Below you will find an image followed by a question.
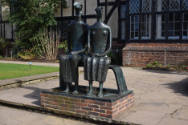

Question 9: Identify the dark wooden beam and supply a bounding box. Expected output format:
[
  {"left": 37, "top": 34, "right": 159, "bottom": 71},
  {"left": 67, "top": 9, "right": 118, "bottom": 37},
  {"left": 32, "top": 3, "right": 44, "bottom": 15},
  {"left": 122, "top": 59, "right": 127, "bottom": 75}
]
[{"left": 104, "top": 0, "right": 120, "bottom": 24}]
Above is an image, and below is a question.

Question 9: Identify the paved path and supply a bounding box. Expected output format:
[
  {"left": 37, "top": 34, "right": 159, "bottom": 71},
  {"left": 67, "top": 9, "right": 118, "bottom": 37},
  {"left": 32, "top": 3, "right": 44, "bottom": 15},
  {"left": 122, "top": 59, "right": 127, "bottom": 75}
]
[
  {"left": 0, "top": 60, "right": 188, "bottom": 125},
  {"left": 0, "top": 105, "right": 95, "bottom": 125}
]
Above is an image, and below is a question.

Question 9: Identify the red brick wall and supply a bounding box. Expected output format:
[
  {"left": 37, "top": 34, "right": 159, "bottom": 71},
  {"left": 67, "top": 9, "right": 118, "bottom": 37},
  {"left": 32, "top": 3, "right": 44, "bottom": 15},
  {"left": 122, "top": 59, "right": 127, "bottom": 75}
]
[
  {"left": 122, "top": 43, "right": 188, "bottom": 67},
  {"left": 40, "top": 92, "right": 134, "bottom": 122}
]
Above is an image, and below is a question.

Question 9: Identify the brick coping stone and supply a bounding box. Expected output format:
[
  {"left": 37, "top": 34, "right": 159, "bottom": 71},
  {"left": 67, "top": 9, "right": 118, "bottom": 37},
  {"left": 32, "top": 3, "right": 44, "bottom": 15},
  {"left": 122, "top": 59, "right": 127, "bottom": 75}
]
[{"left": 40, "top": 87, "right": 134, "bottom": 123}]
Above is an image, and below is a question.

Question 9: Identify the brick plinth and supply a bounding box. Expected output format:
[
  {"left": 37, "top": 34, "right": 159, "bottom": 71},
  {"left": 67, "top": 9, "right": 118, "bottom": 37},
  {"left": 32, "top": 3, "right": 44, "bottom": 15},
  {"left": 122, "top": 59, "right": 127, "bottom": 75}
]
[
  {"left": 40, "top": 88, "right": 134, "bottom": 122},
  {"left": 122, "top": 43, "right": 188, "bottom": 66}
]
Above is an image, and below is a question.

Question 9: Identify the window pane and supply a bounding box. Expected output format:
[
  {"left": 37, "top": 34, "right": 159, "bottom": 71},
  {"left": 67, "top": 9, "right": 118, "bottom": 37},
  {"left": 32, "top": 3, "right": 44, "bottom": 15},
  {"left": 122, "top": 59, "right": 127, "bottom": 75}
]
[
  {"left": 140, "top": 15, "right": 151, "bottom": 39},
  {"left": 169, "top": 0, "right": 180, "bottom": 11},
  {"left": 168, "top": 13, "right": 180, "bottom": 39},
  {"left": 142, "top": 0, "right": 152, "bottom": 13},
  {"left": 129, "top": 0, "right": 140, "bottom": 14},
  {"left": 182, "top": 0, "right": 188, "bottom": 10},
  {"left": 162, "top": 0, "right": 168, "bottom": 11},
  {"left": 183, "top": 13, "right": 188, "bottom": 39},
  {"left": 130, "top": 15, "right": 139, "bottom": 40}
]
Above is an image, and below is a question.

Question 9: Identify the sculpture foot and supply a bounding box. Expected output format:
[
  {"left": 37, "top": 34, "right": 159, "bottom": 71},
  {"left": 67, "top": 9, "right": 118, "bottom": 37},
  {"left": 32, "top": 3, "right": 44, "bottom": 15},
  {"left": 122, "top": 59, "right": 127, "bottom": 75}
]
[
  {"left": 63, "top": 88, "right": 69, "bottom": 93},
  {"left": 98, "top": 92, "right": 103, "bottom": 98},
  {"left": 72, "top": 90, "right": 79, "bottom": 95},
  {"left": 87, "top": 92, "right": 94, "bottom": 97},
  {"left": 98, "top": 82, "right": 104, "bottom": 97}
]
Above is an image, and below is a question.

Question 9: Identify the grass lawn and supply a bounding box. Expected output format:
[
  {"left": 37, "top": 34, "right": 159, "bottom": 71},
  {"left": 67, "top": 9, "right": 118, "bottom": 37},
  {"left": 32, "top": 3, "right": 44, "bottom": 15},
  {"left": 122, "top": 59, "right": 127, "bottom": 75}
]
[{"left": 0, "top": 63, "right": 59, "bottom": 80}]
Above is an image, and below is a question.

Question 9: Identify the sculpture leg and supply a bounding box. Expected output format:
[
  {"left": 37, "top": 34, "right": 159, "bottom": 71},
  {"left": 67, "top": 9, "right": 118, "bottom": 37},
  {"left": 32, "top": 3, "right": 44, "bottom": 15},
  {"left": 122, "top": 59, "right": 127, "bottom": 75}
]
[
  {"left": 71, "top": 55, "right": 81, "bottom": 94},
  {"left": 98, "top": 82, "right": 104, "bottom": 97},
  {"left": 64, "top": 82, "right": 70, "bottom": 93},
  {"left": 73, "top": 68, "right": 79, "bottom": 94},
  {"left": 87, "top": 80, "right": 94, "bottom": 96},
  {"left": 60, "top": 55, "right": 73, "bottom": 93}
]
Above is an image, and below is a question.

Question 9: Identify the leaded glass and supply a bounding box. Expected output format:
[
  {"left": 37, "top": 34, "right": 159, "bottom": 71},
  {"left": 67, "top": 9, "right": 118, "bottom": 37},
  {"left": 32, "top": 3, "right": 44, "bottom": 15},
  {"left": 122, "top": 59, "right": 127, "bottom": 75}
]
[
  {"left": 162, "top": 0, "right": 168, "bottom": 11},
  {"left": 129, "top": 0, "right": 140, "bottom": 14},
  {"left": 130, "top": 15, "right": 139, "bottom": 39},
  {"left": 182, "top": 13, "right": 188, "bottom": 39},
  {"left": 140, "top": 15, "right": 151, "bottom": 39},
  {"left": 169, "top": 0, "right": 180, "bottom": 11},
  {"left": 182, "top": 0, "right": 188, "bottom": 10},
  {"left": 168, "top": 13, "right": 181, "bottom": 39},
  {"left": 142, "top": 0, "right": 152, "bottom": 13}
]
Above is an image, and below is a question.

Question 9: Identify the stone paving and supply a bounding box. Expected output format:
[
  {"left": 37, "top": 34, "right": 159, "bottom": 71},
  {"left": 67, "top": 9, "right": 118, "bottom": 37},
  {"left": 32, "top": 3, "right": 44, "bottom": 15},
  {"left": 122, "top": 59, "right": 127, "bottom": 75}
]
[
  {"left": 0, "top": 105, "right": 95, "bottom": 125},
  {"left": 0, "top": 60, "right": 188, "bottom": 125}
]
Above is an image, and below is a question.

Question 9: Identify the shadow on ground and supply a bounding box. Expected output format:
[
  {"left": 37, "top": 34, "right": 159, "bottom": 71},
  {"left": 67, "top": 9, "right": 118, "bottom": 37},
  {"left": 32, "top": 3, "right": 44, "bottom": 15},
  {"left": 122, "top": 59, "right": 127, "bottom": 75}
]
[
  {"left": 163, "top": 78, "right": 188, "bottom": 96},
  {"left": 21, "top": 86, "right": 47, "bottom": 106}
]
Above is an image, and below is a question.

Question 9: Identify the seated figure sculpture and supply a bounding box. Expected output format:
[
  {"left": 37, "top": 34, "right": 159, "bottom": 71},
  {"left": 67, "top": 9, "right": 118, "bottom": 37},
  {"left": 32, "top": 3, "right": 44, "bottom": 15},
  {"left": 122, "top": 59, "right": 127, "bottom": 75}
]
[
  {"left": 59, "top": 2, "right": 87, "bottom": 94},
  {"left": 84, "top": 7, "right": 112, "bottom": 97}
]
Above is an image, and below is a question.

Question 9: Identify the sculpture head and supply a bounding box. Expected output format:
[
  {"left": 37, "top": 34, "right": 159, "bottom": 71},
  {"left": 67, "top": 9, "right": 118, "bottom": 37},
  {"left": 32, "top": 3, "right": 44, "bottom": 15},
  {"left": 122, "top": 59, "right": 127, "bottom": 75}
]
[
  {"left": 74, "top": 2, "right": 83, "bottom": 17},
  {"left": 95, "top": 7, "right": 103, "bottom": 22}
]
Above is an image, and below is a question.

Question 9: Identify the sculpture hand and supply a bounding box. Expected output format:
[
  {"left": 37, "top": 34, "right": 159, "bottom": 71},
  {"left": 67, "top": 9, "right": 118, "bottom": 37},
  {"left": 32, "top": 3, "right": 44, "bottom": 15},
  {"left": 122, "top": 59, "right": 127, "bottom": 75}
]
[{"left": 71, "top": 48, "right": 86, "bottom": 55}]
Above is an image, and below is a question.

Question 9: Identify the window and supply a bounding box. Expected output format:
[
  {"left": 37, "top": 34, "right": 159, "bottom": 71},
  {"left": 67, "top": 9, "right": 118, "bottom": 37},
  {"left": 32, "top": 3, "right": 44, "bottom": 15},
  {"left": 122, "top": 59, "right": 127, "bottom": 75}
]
[
  {"left": 169, "top": 0, "right": 180, "bottom": 11},
  {"left": 130, "top": 15, "right": 139, "bottom": 40},
  {"left": 129, "top": 0, "right": 140, "bottom": 14},
  {"left": 182, "top": 0, "right": 188, "bottom": 10},
  {"left": 129, "top": 0, "right": 152, "bottom": 40},
  {"left": 182, "top": 13, "right": 188, "bottom": 39},
  {"left": 128, "top": 0, "right": 188, "bottom": 41},
  {"left": 168, "top": 13, "right": 181, "bottom": 39},
  {"left": 142, "top": 0, "right": 152, "bottom": 13},
  {"left": 156, "top": 0, "right": 188, "bottom": 40},
  {"left": 140, "top": 15, "right": 151, "bottom": 39}
]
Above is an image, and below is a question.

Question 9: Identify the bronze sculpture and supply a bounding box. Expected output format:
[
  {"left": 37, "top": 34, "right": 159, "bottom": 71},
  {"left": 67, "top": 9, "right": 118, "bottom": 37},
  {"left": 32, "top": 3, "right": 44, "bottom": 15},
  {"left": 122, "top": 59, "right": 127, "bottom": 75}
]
[
  {"left": 59, "top": 2, "right": 129, "bottom": 98},
  {"left": 59, "top": 2, "right": 87, "bottom": 94},
  {"left": 84, "top": 7, "right": 112, "bottom": 97}
]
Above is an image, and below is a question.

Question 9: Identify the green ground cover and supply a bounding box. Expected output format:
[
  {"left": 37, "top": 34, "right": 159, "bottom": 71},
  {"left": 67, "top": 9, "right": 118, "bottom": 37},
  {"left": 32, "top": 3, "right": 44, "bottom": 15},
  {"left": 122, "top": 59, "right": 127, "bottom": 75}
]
[{"left": 0, "top": 63, "right": 58, "bottom": 80}]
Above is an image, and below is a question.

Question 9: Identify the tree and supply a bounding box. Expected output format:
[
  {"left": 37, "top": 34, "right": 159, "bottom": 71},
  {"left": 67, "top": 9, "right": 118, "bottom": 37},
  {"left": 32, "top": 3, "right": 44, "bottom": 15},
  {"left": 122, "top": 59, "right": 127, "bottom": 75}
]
[{"left": 3, "top": 0, "right": 61, "bottom": 49}]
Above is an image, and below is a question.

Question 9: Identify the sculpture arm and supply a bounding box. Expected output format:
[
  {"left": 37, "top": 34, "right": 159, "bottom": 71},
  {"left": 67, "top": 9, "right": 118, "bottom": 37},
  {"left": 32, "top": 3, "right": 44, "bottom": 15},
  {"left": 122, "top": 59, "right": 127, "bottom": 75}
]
[
  {"left": 67, "top": 32, "right": 72, "bottom": 53},
  {"left": 71, "top": 27, "right": 88, "bottom": 55},
  {"left": 71, "top": 48, "right": 86, "bottom": 55},
  {"left": 87, "top": 29, "right": 91, "bottom": 54},
  {"left": 94, "top": 27, "right": 112, "bottom": 57}
]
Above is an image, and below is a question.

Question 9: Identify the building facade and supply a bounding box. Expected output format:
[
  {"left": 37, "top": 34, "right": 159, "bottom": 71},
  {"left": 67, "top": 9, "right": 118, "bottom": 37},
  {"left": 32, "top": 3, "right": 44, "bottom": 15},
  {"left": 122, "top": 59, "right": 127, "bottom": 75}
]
[{"left": 0, "top": 0, "right": 188, "bottom": 66}]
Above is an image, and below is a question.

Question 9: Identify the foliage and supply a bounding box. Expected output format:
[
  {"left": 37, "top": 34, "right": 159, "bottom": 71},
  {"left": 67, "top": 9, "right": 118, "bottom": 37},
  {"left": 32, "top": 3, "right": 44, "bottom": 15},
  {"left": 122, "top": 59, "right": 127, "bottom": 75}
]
[
  {"left": 144, "top": 61, "right": 171, "bottom": 71},
  {"left": 3, "top": 0, "right": 61, "bottom": 50},
  {"left": 0, "top": 63, "right": 58, "bottom": 80},
  {"left": 58, "top": 40, "right": 68, "bottom": 52},
  {"left": 17, "top": 50, "right": 35, "bottom": 60},
  {"left": 144, "top": 61, "right": 188, "bottom": 71},
  {"left": 172, "top": 64, "right": 188, "bottom": 71},
  {"left": 32, "top": 30, "right": 60, "bottom": 61}
]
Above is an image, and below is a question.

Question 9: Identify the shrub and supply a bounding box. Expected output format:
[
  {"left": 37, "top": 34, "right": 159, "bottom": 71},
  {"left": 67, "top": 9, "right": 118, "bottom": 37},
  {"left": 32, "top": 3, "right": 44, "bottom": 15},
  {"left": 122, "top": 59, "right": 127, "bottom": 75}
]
[
  {"left": 3, "top": 0, "right": 61, "bottom": 50},
  {"left": 17, "top": 50, "right": 35, "bottom": 60}
]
